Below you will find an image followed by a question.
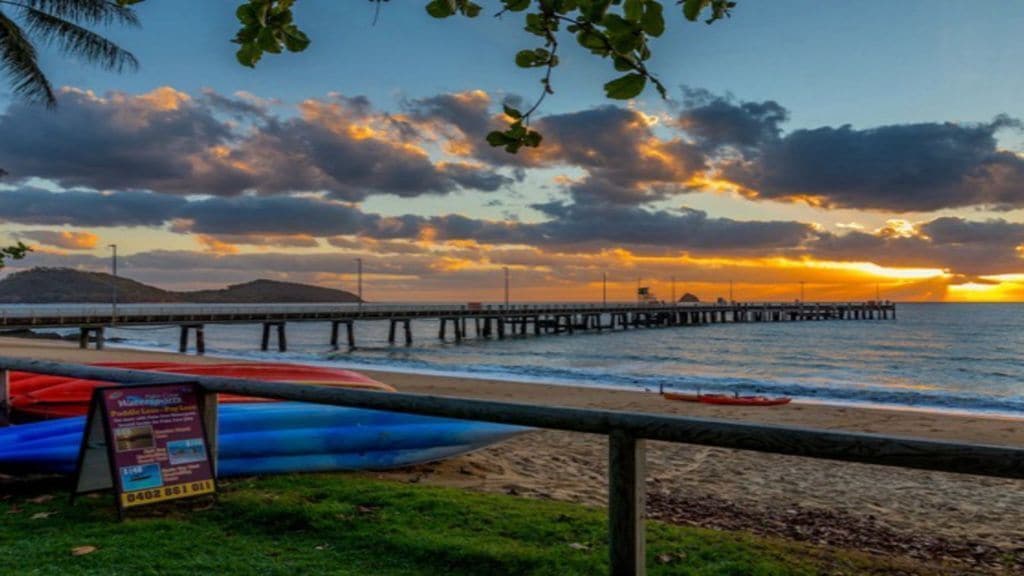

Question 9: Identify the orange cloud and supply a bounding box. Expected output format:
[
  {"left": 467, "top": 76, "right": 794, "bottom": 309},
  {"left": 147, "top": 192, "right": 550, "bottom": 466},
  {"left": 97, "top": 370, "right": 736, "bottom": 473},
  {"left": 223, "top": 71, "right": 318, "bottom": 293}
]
[
  {"left": 20, "top": 230, "right": 99, "bottom": 250},
  {"left": 196, "top": 235, "right": 240, "bottom": 254}
]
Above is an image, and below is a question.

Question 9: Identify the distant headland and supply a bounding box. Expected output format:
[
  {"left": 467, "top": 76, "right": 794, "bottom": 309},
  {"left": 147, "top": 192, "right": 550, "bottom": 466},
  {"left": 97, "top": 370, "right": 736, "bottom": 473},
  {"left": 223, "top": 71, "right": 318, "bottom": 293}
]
[{"left": 0, "top": 268, "right": 361, "bottom": 304}]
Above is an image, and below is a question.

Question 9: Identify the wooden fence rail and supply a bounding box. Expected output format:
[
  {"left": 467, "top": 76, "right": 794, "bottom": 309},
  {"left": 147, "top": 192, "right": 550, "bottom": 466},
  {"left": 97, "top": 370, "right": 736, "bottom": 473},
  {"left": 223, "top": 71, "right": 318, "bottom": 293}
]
[{"left": 1, "top": 357, "right": 1022, "bottom": 575}]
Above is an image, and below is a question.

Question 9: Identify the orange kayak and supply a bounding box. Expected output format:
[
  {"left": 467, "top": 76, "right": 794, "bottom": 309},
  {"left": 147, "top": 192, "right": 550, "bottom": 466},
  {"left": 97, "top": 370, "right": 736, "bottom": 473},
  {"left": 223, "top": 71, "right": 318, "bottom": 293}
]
[
  {"left": 663, "top": 392, "right": 792, "bottom": 406},
  {"left": 8, "top": 361, "right": 394, "bottom": 420}
]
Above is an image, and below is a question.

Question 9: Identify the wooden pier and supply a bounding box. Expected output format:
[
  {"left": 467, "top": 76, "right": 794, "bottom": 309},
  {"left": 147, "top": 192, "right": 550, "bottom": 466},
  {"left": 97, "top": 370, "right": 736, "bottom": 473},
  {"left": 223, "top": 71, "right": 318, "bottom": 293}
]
[{"left": 0, "top": 301, "right": 896, "bottom": 355}]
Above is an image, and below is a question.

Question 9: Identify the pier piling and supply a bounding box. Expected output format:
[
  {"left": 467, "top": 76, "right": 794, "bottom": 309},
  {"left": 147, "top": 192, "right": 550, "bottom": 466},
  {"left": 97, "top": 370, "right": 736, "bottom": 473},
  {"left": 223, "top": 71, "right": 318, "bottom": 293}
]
[
  {"left": 261, "top": 322, "right": 287, "bottom": 352},
  {"left": 330, "top": 320, "right": 355, "bottom": 350},
  {"left": 178, "top": 324, "right": 205, "bottom": 355}
]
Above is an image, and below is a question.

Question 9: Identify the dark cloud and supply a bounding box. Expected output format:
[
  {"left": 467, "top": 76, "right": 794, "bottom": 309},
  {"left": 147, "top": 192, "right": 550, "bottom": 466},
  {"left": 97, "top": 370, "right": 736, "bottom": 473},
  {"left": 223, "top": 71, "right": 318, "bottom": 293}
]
[
  {"left": 708, "top": 107, "right": 1024, "bottom": 211},
  {"left": 0, "top": 88, "right": 254, "bottom": 195},
  {"left": 5, "top": 85, "right": 1024, "bottom": 213},
  {"left": 406, "top": 91, "right": 493, "bottom": 143},
  {"left": 179, "top": 195, "right": 374, "bottom": 237},
  {"left": 0, "top": 88, "right": 512, "bottom": 200},
  {"left": 408, "top": 96, "right": 709, "bottom": 204},
  {"left": 537, "top": 107, "right": 707, "bottom": 204},
  {"left": 406, "top": 90, "right": 1024, "bottom": 211},
  {"left": 524, "top": 203, "right": 816, "bottom": 251},
  {"left": 920, "top": 217, "right": 1024, "bottom": 245},
  {"left": 199, "top": 89, "right": 270, "bottom": 119},
  {"left": 0, "top": 187, "right": 185, "bottom": 227},
  {"left": 808, "top": 217, "right": 1024, "bottom": 276},
  {"left": 678, "top": 88, "right": 788, "bottom": 151},
  {"left": 6, "top": 184, "right": 1023, "bottom": 278}
]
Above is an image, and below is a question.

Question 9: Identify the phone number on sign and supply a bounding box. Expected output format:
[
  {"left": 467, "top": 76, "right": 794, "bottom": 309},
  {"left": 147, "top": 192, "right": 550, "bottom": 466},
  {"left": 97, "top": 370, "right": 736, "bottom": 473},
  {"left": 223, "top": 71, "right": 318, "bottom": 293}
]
[{"left": 122, "top": 480, "right": 214, "bottom": 507}]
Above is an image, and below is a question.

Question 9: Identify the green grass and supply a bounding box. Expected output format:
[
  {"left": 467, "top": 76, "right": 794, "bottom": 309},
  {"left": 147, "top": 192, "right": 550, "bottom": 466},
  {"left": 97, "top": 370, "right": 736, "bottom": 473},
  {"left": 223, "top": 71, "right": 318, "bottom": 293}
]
[{"left": 0, "top": 474, "right": 955, "bottom": 575}]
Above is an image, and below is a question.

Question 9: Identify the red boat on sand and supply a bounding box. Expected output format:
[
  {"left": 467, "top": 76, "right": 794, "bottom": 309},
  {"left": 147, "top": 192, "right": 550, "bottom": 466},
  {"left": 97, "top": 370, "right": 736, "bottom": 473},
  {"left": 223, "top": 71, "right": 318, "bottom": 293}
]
[
  {"left": 7, "top": 361, "right": 394, "bottom": 420},
  {"left": 662, "top": 391, "right": 792, "bottom": 407}
]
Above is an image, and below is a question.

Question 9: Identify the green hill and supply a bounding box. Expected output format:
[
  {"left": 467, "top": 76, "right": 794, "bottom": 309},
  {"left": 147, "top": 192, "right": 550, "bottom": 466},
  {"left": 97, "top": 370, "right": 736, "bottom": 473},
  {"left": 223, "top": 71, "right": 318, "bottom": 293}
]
[{"left": 0, "top": 268, "right": 361, "bottom": 304}]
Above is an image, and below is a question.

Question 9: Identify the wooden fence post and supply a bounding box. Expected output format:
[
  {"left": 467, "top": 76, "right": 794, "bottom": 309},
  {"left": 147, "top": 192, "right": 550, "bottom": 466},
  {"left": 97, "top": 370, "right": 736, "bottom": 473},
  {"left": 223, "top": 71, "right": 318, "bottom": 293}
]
[
  {"left": 200, "top": 390, "right": 219, "bottom": 477},
  {"left": 609, "top": 429, "right": 646, "bottom": 576}
]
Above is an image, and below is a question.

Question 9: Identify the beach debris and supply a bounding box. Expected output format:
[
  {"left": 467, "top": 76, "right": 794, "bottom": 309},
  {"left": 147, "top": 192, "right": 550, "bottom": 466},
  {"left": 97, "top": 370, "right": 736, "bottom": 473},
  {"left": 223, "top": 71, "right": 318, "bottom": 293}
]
[{"left": 71, "top": 546, "right": 97, "bottom": 556}]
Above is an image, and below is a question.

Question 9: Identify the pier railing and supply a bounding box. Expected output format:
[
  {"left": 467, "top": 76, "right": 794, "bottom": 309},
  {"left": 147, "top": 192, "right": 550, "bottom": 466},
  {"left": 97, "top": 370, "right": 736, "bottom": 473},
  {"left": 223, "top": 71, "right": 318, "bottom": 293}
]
[
  {"left": 1, "top": 356, "right": 1010, "bottom": 576},
  {"left": 0, "top": 300, "right": 893, "bottom": 321}
]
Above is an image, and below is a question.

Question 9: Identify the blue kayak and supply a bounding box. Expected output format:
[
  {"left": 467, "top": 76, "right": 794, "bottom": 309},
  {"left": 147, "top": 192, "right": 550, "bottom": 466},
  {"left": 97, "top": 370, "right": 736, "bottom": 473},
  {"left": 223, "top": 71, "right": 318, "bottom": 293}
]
[{"left": 0, "top": 402, "right": 528, "bottom": 477}]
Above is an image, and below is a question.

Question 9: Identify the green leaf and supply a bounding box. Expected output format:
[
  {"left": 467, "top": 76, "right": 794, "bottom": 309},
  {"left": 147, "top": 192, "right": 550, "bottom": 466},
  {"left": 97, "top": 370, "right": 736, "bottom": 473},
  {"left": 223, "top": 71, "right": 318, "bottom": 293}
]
[
  {"left": 425, "top": 0, "right": 455, "bottom": 18},
  {"left": 503, "top": 104, "right": 523, "bottom": 119},
  {"left": 462, "top": 2, "right": 482, "bottom": 17},
  {"left": 234, "top": 24, "right": 259, "bottom": 44},
  {"left": 525, "top": 13, "right": 546, "bottom": 35},
  {"left": 236, "top": 4, "right": 259, "bottom": 25},
  {"left": 486, "top": 130, "right": 514, "bottom": 146},
  {"left": 601, "top": 13, "right": 632, "bottom": 34},
  {"left": 236, "top": 43, "right": 262, "bottom": 68},
  {"left": 505, "top": 0, "right": 530, "bottom": 11},
  {"left": 613, "top": 55, "right": 634, "bottom": 71},
  {"left": 683, "top": 0, "right": 705, "bottom": 22},
  {"left": 576, "top": 30, "right": 607, "bottom": 51},
  {"left": 604, "top": 73, "right": 646, "bottom": 99},
  {"left": 623, "top": 0, "right": 642, "bottom": 22},
  {"left": 641, "top": 2, "right": 664, "bottom": 36},
  {"left": 283, "top": 28, "right": 310, "bottom": 52},
  {"left": 256, "top": 27, "right": 279, "bottom": 51},
  {"left": 515, "top": 49, "right": 539, "bottom": 67}
]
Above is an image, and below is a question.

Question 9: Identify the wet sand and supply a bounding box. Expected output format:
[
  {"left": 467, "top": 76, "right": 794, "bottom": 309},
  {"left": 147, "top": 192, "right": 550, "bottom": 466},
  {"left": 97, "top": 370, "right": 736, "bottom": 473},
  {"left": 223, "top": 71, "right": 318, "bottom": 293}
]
[{"left": 2, "top": 337, "right": 1022, "bottom": 569}]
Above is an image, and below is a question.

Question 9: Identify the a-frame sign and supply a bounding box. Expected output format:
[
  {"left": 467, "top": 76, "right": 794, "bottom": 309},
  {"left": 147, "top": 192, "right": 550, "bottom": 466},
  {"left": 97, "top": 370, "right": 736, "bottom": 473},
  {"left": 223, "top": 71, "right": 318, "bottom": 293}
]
[{"left": 71, "top": 382, "right": 216, "bottom": 518}]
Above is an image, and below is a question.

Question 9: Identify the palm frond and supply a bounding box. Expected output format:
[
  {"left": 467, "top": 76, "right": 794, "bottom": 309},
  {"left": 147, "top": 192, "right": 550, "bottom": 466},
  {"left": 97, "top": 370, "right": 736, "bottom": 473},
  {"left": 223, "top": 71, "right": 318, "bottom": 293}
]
[
  {"left": 22, "top": 6, "right": 137, "bottom": 72},
  {"left": 23, "top": 0, "right": 139, "bottom": 27},
  {"left": 0, "top": 11, "right": 55, "bottom": 107}
]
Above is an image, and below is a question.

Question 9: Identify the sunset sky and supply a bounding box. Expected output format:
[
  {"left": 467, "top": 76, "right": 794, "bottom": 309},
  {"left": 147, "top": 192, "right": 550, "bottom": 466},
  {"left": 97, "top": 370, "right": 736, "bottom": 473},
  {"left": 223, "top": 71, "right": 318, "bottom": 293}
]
[{"left": 3, "top": 1, "right": 1024, "bottom": 302}]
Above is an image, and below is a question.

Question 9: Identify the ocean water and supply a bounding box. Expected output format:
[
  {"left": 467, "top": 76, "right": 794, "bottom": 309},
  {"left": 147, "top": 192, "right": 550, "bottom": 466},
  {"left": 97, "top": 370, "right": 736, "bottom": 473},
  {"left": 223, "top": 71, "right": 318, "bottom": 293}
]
[{"left": 90, "top": 303, "right": 1024, "bottom": 415}]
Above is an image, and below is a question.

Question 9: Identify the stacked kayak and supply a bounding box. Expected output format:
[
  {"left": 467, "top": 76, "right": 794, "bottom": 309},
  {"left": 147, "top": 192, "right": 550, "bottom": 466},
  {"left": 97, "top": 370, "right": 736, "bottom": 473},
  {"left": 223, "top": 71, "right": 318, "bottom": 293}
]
[
  {"left": 0, "top": 361, "right": 527, "bottom": 476},
  {"left": 8, "top": 362, "right": 395, "bottom": 420},
  {"left": 0, "top": 402, "right": 527, "bottom": 477}
]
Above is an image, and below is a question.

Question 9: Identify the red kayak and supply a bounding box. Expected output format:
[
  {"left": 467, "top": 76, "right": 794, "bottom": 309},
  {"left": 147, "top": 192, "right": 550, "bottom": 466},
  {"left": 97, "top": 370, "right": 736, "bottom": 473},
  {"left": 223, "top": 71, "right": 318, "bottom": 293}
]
[
  {"left": 663, "top": 392, "right": 792, "bottom": 406},
  {"left": 7, "top": 361, "right": 394, "bottom": 420}
]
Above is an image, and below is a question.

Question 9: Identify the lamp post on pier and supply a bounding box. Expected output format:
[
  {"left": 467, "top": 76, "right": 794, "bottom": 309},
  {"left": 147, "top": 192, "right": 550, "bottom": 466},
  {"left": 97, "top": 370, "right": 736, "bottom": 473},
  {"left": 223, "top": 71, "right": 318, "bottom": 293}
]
[
  {"left": 355, "top": 258, "right": 363, "bottom": 307},
  {"left": 799, "top": 280, "right": 806, "bottom": 303},
  {"left": 108, "top": 244, "right": 118, "bottom": 321},
  {"left": 602, "top": 272, "right": 607, "bottom": 306},
  {"left": 503, "top": 266, "right": 510, "bottom": 308}
]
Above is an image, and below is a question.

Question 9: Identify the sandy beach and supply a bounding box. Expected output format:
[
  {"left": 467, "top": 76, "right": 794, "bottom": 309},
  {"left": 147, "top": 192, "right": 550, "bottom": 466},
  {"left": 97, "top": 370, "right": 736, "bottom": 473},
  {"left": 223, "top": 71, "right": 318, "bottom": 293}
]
[{"left": 2, "top": 337, "right": 1022, "bottom": 570}]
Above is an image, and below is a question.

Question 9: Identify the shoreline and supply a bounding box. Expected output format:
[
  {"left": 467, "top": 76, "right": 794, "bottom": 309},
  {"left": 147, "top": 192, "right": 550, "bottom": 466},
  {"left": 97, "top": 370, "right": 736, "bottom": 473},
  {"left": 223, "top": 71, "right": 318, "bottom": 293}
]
[
  {"left": 1, "top": 336, "right": 1023, "bottom": 568},
  {"left": 79, "top": 335, "right": 1024, "bottom": 421},
  {"left": 2, "top": 335, "right": 1022, "bottom": 442}
]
